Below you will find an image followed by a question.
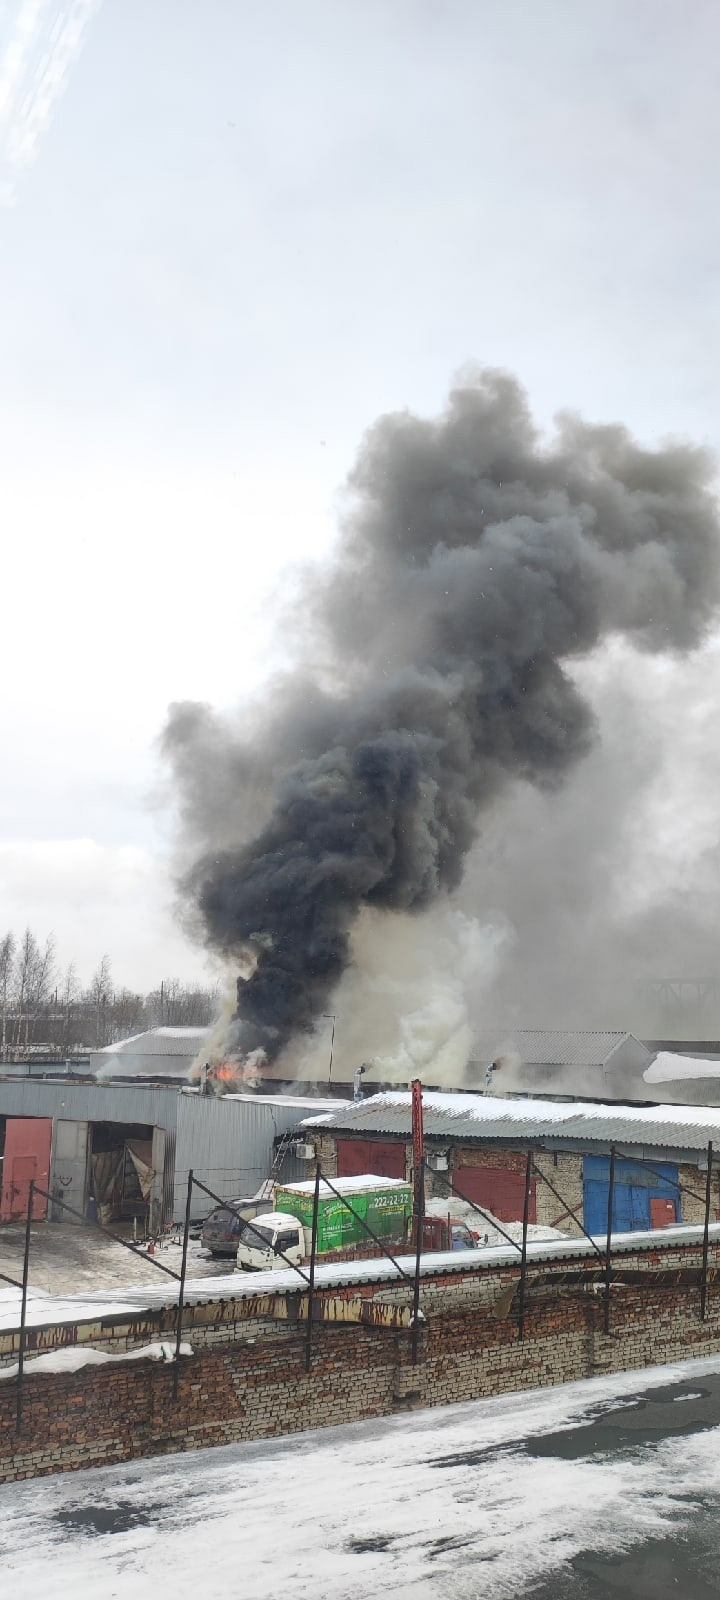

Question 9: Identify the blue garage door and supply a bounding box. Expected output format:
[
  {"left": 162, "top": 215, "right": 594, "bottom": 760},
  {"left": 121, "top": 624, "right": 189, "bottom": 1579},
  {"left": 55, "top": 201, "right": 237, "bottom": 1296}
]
[{"left": 583, "top": 1155, "right": 678, "bottom": 1235}]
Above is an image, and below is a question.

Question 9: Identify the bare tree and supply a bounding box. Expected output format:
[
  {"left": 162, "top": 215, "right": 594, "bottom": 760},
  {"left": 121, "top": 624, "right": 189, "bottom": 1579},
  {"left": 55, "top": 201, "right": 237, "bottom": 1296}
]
[
  {"left": 0, "top": 931, "right": 217, "bottom": 1056},
  {"left": 89, "top": 954, "right": 113, "bottom": 1048},
  {"left": 0, "top": 932, "right": 15, "bottom": 1060},
  {"left": 20, "top": 932, "right": 55, "bottom": 1046},
  {"left": 13, "top": 928, "right": 38, "bottom": 1046},
  {"left": 147, "top": 978, "right": 219, "bottom": 1027},
  {"left": 59, "top": 961, "right": 79, "bottom": 1053},
  {"left": 110, "top": 987, "right": 145, "bottom": 1043}
]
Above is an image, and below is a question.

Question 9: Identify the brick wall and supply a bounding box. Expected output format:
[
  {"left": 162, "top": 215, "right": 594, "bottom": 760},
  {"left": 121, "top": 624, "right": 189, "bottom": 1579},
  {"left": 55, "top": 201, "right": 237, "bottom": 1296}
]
[
  {"left": 3, "top": 1237, "right": 720, "bottom": 1484},
  {"left": 313, "top": 1133, "right": 716, "bottom": 1238},
  {"left": 679, "top": 1162, "right": 720, "bottom": 1225},
  {"left": 313, "top": 1131, "right": 339, "bottom": 1177},
  {"left": 533, "top": 1152, "right": 584, "bottom": 1236}
]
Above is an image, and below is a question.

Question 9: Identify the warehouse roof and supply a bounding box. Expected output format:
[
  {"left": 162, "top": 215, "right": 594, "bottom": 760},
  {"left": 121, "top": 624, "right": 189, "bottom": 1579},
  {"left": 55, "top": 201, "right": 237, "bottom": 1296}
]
[
  {"left": 94, "top": 1027, "right": 209, "bottom": 1058},
  {"left": 301, "top": 1090, "right": 720, "bottom": 1152},
  {"left": 468, "top": 1029, "right": 647, "bottom": 1067}
]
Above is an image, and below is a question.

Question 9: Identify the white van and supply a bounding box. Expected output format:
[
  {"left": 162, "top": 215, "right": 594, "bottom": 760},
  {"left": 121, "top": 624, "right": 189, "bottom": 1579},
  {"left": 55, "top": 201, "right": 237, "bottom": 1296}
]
[{"left": 236, "top": 1210, "right": 306, "bottom": 1272}]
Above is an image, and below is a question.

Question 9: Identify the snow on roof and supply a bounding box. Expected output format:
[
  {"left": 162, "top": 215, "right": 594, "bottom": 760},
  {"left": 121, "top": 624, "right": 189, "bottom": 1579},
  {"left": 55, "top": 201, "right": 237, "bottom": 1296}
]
[
  {"left": 468, "top": 1029, "right": 647, "bottom": 1067},
  {"left": 95, "top": 1027, "right": 209, "bottom": 1058},
  {"left": 278, "top": 1174, "right": 409, "bottom": 1197},
  {"left": 220, "top": 1093, "right": 351, "bottom": 1110},
  {"left": 301, "top": 1089, "right": 720, "bottom": 1151},
  {"left": 645, "top": 1052, "right": 720, "bottom": 1084},
  {"left": 2, "top": 1222, "right": 719, "bottom": 1336}
]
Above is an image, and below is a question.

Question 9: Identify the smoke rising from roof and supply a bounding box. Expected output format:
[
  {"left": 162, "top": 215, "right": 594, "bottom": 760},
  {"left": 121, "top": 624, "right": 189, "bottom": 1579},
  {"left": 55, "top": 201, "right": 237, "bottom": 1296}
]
[{"left": 163, "top": 368, "right": 720, "bottom": 1066}]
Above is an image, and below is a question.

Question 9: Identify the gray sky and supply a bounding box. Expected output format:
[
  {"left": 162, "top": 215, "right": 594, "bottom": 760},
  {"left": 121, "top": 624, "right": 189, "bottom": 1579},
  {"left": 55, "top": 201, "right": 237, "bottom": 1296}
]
[{"left": 2, "top": 0, "right": 720, "bottom": 991}]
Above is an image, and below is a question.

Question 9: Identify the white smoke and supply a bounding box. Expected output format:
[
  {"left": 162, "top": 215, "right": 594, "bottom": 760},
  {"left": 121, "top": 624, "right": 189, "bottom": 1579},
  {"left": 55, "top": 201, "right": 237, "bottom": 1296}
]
[{"left": 280, "top": 903, "right": 510, "bottom": 1087}]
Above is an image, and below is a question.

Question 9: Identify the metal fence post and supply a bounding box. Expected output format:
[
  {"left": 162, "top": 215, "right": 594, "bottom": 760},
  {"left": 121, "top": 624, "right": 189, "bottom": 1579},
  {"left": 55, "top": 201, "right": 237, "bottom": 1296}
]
[
  {"left": 701, "top": 1141, "right": 713, "bottom": 1321},
  {"left": 411, "top": 1156, "right": 425, "bottom": 1366},
  {"left": 603, "top": 1145, "right": 616, "bottom": 1335},
  {"left": 15, "top": 1178, "right": 34, "bottom": 1436},
  {"left": 172, "top": 1169, "right": 193, "bottom": 1401},
  {"left": 304, "top": 1163, "right": 321, "bottom": 1372},
  {"left": 518, "top": 1151, "right": 533, "bottom": 1340}
]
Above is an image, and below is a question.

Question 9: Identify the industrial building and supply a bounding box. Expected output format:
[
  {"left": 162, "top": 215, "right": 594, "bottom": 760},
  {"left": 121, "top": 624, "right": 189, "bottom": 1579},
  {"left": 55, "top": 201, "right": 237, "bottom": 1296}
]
[
  {"left": 84, "top": 1025, "right": 720, "bottom": 1107},
  {"left": 0, "top": 1077, "right": 337, "bottom": 1229},
  {"left": 301, "top": 1091, "right": 720, "bottom": 1237},
  {"left": 466, "top": 1029, "right": 654, "bottom": 1100},
  {"left": 89, "top": 1026, "right": 209, "bottom": 1083}
]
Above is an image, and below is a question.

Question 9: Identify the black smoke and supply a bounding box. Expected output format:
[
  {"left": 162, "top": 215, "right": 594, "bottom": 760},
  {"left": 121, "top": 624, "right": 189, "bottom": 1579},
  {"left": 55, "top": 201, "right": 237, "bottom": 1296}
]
[{"left": 163, "top": 369, "right": 720, "bottom": 1062}]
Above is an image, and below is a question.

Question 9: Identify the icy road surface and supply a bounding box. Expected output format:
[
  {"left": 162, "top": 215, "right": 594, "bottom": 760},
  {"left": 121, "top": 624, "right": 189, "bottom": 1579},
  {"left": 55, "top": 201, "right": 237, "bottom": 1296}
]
[{"left": 4, "top": 1358, "right": 720, "bottom": 1598}]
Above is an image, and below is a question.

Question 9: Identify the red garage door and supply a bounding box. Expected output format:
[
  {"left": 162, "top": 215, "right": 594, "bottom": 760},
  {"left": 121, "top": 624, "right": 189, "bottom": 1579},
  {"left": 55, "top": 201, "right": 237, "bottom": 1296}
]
[
  {"left": 454, "top": 1166, "right": 536, "bottom": 1224},
  {"left": 0, "top": 1118, "right": 52, "bottom": 1221},
  {"left": 337, "top": 1139, "right": 406, "bottom": 1179}
]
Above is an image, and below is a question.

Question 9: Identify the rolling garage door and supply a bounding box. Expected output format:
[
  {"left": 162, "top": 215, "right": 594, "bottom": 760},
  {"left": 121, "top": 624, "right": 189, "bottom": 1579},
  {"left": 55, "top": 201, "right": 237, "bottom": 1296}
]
[
  {"left": 337, "top": 1139, "right": 406, "bottom": 1179},
  {"left": 454, "top": 1165, "right": 537, "bottom": 1224},
  {"left": 583, "top": 1155, "right": 678, "bottom": 1234}
]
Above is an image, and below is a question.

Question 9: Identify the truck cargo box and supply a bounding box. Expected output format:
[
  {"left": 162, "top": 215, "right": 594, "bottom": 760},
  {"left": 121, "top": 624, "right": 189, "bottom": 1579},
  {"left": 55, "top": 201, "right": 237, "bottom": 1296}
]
[{"left": 275, "top": 1174, "right": 412, "bottom": 1256}]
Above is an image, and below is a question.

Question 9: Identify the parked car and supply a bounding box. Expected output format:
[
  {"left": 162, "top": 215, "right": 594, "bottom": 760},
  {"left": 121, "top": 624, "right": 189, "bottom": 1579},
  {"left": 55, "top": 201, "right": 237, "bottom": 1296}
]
[{"left": 201, "top": 1196, "right": 270, "bottom": 1258}]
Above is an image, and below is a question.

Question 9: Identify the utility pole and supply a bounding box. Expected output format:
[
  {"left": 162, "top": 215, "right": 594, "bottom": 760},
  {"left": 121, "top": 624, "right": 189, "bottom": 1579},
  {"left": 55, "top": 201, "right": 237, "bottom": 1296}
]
[{"left": 322, "top": 1014, "right": 336, "bottom": 1083}]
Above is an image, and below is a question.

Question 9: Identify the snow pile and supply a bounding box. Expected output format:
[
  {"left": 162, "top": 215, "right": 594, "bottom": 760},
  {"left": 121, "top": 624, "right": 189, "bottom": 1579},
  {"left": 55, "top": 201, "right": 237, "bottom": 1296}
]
[
  {"left": 645, "top": 1051, "right": 720, "bottom": 1083},
  {"left": 424, "top": 1197, "right": 567, "bottom": 1248},
  {"left": 0, "top": 1341, "right": 192, "bottom": 1382}
]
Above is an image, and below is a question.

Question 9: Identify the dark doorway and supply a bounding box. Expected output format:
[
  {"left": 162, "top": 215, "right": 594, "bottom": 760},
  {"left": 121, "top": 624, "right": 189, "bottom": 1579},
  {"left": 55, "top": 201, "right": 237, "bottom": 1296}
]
[{"left": 89, "top": 1122, "right": 154, "bottom": 1227}]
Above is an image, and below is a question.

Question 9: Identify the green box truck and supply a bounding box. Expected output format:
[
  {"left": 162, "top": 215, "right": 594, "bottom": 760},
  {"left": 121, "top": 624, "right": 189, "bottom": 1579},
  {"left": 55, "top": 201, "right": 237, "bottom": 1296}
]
[
  {"left": 233, "top": 1180, "right": 480, "bottom": 1271},
  {"left": 275, "top": 1175, "right": 412, "bottom": 1255}
]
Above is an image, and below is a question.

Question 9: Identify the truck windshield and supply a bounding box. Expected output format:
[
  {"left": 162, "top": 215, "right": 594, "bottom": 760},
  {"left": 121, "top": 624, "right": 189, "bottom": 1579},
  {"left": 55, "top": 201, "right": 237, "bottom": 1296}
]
[{"left": 240, "top": 1224, "right": 273, "bottom": 1248}]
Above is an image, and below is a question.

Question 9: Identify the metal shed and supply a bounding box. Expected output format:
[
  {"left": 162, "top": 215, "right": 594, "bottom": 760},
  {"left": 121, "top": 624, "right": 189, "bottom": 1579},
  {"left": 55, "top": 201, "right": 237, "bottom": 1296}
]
[{"left": 0, "top": 1077, "right": 337, "bottom": 1228}]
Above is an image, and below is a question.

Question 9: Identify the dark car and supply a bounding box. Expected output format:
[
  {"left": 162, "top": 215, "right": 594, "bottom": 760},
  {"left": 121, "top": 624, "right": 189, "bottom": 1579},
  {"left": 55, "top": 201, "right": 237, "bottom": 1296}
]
[{"left": 201, "top": 1197, "right": 270, "bottom": 1258}]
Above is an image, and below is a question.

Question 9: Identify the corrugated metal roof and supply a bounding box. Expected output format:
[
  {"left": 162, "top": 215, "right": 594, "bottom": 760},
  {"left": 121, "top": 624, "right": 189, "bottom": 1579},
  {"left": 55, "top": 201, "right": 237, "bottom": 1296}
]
[
  {"left": 468, "top": 1029, "right": 642, "bottom": 1067},
  {"left": 302, "top": 1090, "right": 720, "bottom": 1152}
]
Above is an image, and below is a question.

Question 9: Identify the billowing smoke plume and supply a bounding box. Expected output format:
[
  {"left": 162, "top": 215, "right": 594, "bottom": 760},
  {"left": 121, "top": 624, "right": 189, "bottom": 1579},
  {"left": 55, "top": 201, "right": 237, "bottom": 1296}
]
[{"left": 163, "top": 369, "right": 720, "bottom": 1067}]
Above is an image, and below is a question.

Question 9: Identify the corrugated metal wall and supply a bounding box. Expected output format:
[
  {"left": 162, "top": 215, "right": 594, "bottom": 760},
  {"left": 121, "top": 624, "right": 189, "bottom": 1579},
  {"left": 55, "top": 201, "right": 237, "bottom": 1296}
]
[
  {"left": 0, "top": 1079, "right": 319, "bottom": 1224},
  {"left": 0, "top": 1079, "right": 182, "bottom": 1227},
  {"left": 174, "top": 1095, "right": 308, "bottom": 1219},
  {"left": 0, "top": 1078, "right": 181, "bottom": 1131}
]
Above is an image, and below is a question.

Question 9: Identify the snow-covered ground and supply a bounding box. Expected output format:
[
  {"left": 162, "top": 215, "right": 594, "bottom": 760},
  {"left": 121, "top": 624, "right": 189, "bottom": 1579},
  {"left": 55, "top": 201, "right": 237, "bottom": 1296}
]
[
  {"left": 3, "top": 1355, "right": 720, "bottom": 1598},
  {"left": 0, "top": 1221, "right": 236, "bottom": 1297}
]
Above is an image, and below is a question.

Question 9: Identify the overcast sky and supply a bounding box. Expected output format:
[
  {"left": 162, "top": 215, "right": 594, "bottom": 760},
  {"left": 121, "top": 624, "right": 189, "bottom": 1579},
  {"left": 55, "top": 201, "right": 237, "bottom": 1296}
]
[{"left": 1, "top": 0, "right": 720, "bottom": 992}]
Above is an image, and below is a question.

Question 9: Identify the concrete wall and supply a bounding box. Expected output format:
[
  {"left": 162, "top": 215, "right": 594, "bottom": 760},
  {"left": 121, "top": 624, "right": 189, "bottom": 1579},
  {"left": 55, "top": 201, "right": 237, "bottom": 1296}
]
[{"left": 2, "top": 1235, "right": 720, "bottom": 1483}]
